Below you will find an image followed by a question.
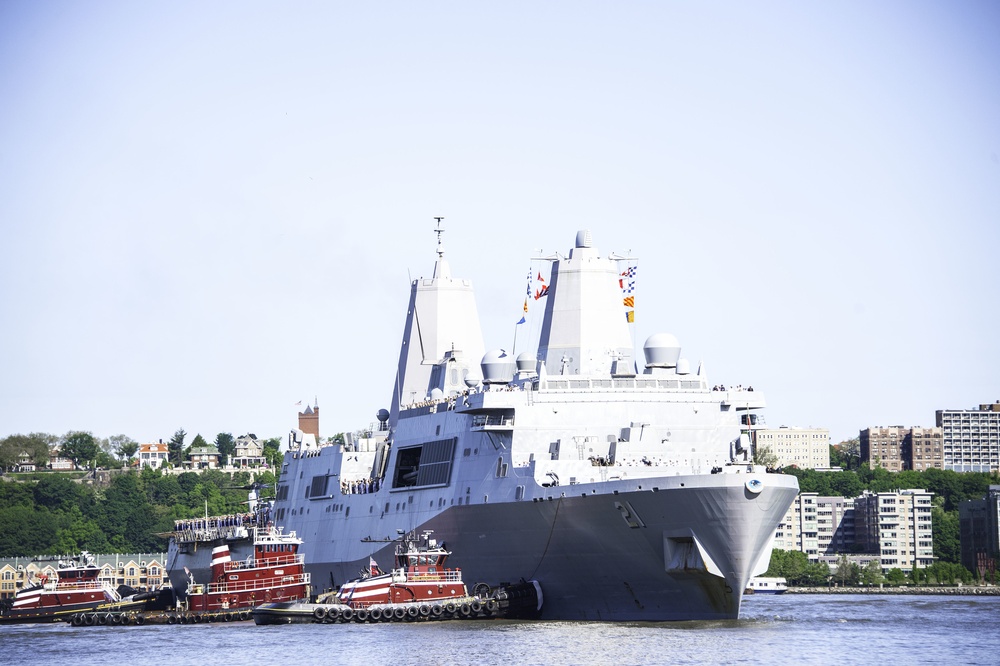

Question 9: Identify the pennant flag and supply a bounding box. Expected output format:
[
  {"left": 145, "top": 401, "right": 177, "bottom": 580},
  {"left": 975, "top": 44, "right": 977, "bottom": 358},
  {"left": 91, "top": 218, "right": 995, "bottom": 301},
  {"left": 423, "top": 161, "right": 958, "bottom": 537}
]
[
  {"left": 625, "top": 310, "right": 635, "bottom": 323},
  {"left": 534, "top": 284, "right": 549, "bottom": 300},
  {"left": 537, "top": 271, "right": 545, "bottom": 283},
  {"left": 619, "top": 266, "right": 637, "bottom": 289},
  {"left": 516, "top": 316, "right": 526, "bottom": 325},
  {"left": 526, "top": 268, "right": 533, "bottom": 296},
  {"left": 623, "top": 296, "right": 634, "bottom": 308},
  {"left": 523, "top": 298, "right": 529, "bottom": 313}
]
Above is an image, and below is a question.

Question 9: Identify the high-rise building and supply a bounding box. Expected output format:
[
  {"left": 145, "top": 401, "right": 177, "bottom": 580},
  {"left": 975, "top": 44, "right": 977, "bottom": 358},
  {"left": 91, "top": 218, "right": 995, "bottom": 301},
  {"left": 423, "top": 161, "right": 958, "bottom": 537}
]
[
  {"left": 936, "top": 402, "right": 1000, "bottom": 473},
  {"left": 773, "top": 489, "right": 933, "bottom": 573},
  {"left": 860, "top": 426, "right": 908, "bottom": 472},
  {"left": 854, "top": 489, "right": 935, "bottom": 572},
  {"left": 817, "top": 496, "right": 855, "bottom": 555},
  {"left": 958, "top": 485, "right": 1000, "bottom": 578},
  {"left": 860, "top": 426, "right": 943, "bottom": 472},
  {"left": 909, "top": 427, "right": 945, "bottom": 471},
  {"left": 772, "top": 492, "right": 819, "bottom": 557}
]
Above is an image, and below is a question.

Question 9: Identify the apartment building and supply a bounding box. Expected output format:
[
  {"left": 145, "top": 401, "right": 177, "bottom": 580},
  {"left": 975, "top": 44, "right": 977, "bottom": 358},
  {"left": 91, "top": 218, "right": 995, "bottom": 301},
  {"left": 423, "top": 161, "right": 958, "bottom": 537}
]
[
  {"left": 854, "top": 489, "right": 935, "bottom": 572},
  {"left": 937, "top": 402, "right": 1000, "bottom": 473},
  {"left": 773, "top": 489, "right": 933, "bottom": 573},
  {"left": 958, "top": 485, "right": 1000, "bottom": 577},
  {"left": 0, "top": 554, "right": 166, "bottom": 600},
  {"left": 755, "top": 427, "right": 830, "bottom": 469},
  {"left": 860, "top": 426, "right": 943, "bottom": 472}
]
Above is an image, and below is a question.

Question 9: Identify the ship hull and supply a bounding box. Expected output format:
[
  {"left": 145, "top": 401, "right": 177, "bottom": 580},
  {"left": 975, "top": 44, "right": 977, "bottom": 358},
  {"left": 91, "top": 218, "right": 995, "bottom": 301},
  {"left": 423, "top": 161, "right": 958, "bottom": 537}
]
[{"left": 284, "top": 473, "right": 796, "bottom": 621}]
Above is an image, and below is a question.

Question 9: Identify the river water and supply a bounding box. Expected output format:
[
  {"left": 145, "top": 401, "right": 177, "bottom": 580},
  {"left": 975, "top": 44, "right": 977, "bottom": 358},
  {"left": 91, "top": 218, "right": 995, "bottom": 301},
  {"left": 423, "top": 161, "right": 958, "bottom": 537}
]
[{"left": 2, "top": 594, "right": 998, "bottom": 666}]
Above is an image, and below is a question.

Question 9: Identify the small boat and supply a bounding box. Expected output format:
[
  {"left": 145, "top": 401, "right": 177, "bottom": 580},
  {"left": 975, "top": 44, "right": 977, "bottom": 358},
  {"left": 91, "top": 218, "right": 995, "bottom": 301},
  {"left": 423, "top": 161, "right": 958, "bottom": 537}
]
[
  {"left": 745, "top": 577, "right": 788, "bottom": 594},
  {"left": 180, "top": 523, "right": 311, "bottom": 613},
  {"left": 0, "top": 552, "right": 150, "bottom": 624},
  {"left": 253, "top": 531, "right": 541, "bottom": 625},
  {"left": 63, "top": 524, "right": 310, "bottom": 627}
]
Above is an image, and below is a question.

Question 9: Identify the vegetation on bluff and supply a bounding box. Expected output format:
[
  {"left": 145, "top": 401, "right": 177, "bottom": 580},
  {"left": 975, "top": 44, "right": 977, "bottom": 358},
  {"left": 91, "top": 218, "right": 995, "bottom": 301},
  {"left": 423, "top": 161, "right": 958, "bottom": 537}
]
[{"left": 0, "top": 467, "right": 276, "bottom": 557}]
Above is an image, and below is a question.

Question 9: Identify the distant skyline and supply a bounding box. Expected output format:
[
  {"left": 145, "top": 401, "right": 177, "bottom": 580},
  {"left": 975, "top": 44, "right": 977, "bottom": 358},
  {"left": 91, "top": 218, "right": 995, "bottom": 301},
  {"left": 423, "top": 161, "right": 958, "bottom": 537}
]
[{"left": 1, "top": 2, "right": 998, "bottom": 447}]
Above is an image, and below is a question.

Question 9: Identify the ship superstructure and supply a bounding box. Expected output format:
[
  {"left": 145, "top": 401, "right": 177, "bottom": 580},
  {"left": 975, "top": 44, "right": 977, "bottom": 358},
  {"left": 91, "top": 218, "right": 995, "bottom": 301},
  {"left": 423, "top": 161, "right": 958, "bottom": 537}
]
[{"left": 180, "top": 226, "right": 798, "bottom": 621}]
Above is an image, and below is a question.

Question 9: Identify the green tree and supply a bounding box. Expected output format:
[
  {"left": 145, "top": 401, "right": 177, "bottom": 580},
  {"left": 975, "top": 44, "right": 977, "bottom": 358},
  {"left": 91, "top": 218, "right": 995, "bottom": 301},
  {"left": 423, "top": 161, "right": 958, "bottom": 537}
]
[
  {"left": 833, "top": 554, "right": 860, "bottom": 586},
  {"left": 60, "top": 431, "right": 99, "bottom": 469},
  {"left": 885, "top": 568, "right": 906, "bottom": 585},
  {"left": 32, "top": 475, "right": 85, "bottom": 511},
  {"left": 859, "top": 559, "right": 884, "bottom": 586},
  {"left": 215, "top": 433, "right": 236, "bottom": 466},
  {"left": 753, "top": 442, "right": 779, "bottom": 469},
  {"left": 0, "top": 478, "right": 34, "bottom": 507},
  {"left": 108, "top": 434, "right": 139, "bottom": 463},
  {"left": 168, "top": 429, "right": 187, "bottom": 466},
  {"left": 830, "top": 439, "right": 860, "bottom": 469},
  {"left": 828, "top": 471, "right": 864, "bottom": 498},
  {"left": 932, "top": 506, "right": 960, "bottom": 563},
  {"left": 0, "top": 505, "right": 59, "bottom": 556},
  {"left": 54, "top": 505, "right": 112, "bottom": 554},
  {"left": 262, "top": 438, "right": 283, "bottom": 468},
  {"left": 99, "top": 472, "right": 161, "bottom": 552},
  {"left": 0, "top": 433, "right": 54, "bottom": 471}
]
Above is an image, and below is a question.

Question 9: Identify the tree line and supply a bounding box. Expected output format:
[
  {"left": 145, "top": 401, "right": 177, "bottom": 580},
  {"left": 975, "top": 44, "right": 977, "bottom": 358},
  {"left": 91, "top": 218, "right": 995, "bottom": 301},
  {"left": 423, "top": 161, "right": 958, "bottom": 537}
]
[
  {"left": 0, "top": 430, "right": 283, "bottom": 472},
  {"left": 0, "top": 467, "right": 277, "bottom": 557}
]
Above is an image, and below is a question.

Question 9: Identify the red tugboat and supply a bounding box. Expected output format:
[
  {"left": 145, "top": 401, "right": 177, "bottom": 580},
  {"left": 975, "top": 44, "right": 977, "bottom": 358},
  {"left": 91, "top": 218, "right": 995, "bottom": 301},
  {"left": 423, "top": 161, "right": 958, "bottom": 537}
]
[
  {"left": 253, "top": 531, "right": 542, "bottom": 624},
  {"left": 181, "top": 524, "right": 310, "bottom": 613},
  {"left": 0, "top": 553, "right": 146, "bottom": 624},
  {"left": 336, "top": 531, "right": 466, "bottom": 608}
]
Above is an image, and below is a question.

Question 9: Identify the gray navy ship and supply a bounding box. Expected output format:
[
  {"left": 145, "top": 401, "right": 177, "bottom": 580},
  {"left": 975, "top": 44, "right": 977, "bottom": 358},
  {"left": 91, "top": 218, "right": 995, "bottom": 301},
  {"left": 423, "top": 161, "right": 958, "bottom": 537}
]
[{"left": 169, "top": 226, "right": 798, "bottom": 621}]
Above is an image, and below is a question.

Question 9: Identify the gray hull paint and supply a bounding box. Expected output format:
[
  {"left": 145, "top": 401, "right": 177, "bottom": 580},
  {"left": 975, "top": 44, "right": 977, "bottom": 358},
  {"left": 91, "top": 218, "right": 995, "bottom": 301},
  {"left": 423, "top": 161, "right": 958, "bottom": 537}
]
[{"left": 283, "top": 472, "right": 798, "bottom": 621}]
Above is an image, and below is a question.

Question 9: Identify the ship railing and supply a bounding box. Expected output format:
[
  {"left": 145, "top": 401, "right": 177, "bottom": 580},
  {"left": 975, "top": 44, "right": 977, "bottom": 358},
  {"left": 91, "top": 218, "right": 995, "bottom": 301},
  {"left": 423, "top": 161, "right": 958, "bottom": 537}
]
[
  {"left": 46, "top": 580, "right": 106, "bottom": 591},
  {"left": 224, "top": 553, "right": 303, "bottom": 571},
  {"left": 405, "top": 569, "right": 463, "bottom": 583},
  {"left": 204, "top": 572, "right": 311, "bottom": 596},
  {"left": 172, "top": 524, "right": 254, "bottom": 543}
]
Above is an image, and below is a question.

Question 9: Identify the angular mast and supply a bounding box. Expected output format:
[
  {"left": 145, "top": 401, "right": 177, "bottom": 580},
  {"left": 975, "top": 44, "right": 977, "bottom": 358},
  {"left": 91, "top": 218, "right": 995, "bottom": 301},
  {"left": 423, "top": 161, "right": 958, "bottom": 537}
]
[
  {"left": 536, "top": 230, "right": 635, "bottom": 377},
  {"left": 389, "top": 219, "right": 486, "bottom": 422}
]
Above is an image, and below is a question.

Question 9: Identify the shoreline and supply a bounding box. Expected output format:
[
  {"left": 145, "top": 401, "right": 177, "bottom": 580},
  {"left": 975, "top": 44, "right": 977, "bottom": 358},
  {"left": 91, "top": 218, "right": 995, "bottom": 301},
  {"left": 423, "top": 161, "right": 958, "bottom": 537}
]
[{"left": 784, "top": 586, "right": 1000, "bottom": 595}]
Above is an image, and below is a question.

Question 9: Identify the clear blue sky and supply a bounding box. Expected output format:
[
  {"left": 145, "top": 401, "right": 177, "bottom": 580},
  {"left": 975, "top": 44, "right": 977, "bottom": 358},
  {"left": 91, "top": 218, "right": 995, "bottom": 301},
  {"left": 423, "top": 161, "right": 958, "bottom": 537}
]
[{"left": 1, "top": 2, "right": 997, "bottom": 447}]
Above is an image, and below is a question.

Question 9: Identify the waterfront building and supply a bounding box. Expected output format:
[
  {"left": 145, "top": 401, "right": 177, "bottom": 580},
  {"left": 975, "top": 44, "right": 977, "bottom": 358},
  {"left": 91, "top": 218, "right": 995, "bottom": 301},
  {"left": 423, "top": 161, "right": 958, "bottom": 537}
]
[
  {"left": 186, "top": 444, "right": 220, "bottom": 469},
  {"left": 755, "top": 427, "right": 830, "bottom": 469},
  {"left": 0, "top": 554, "right": 166, "bottom": 600},
  {"left": 139, "top": 441, "right": 169, "bottom": 469},
  {"left": 231, "top": 434, "right": 267, "bottom": 468},
  {"left": 773, "top": 489, "right": 933, "bottom": 573},
  {"left": 48, "top": 450, "right": 75, "bottom": 471},
  {"left": 772, "top": 492, "right": 819, "bottom": 557},
  {"left": 854, "top": 489, "right": 934, "bottom": 572},
  {"left": 817, "top": 496, "right": 855, "bottom": 555},
  {"left": 958, "top": 485, "right": 1000, "bottom": 578},
  {"left": 936, "top": 402, "right": 1000, "bottom": 473}
]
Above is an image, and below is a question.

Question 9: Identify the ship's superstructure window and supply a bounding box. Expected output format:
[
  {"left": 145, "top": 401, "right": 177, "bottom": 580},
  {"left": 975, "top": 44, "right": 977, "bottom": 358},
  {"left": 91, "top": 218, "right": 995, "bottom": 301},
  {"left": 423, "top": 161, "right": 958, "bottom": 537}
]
[
  {"left": 308, "top": 475, "right": 329, "bottom": 498},
  {"left": 392, "top": 438, "right": 458, "bottom": 488}
]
